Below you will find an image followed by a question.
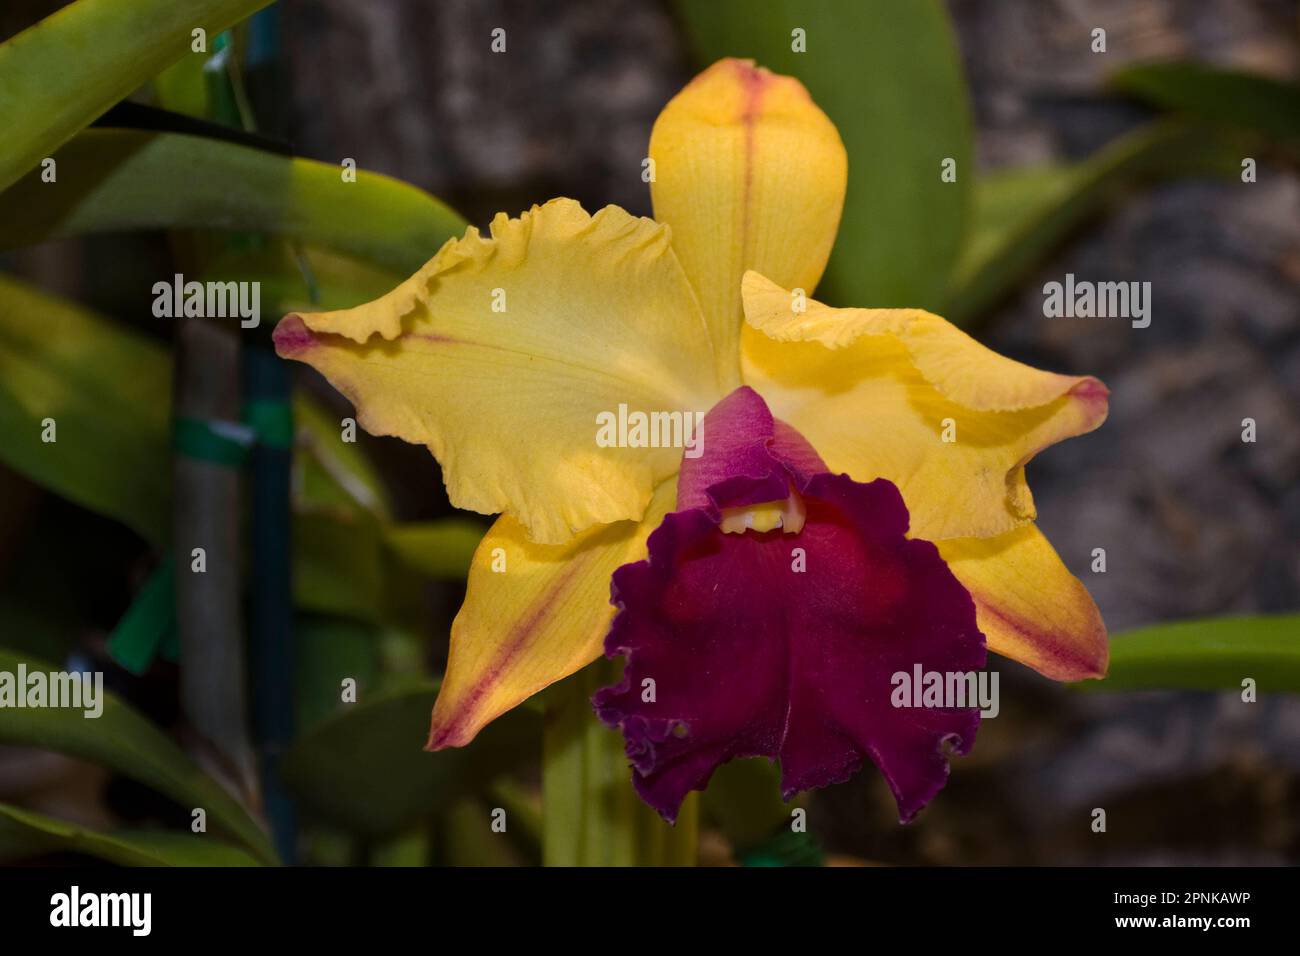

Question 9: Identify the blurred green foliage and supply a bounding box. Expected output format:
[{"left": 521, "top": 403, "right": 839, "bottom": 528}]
[
  {"left": 946, "top": 119, "right": 1247, "bottom": 324},
  {"left": 0, "top": 275, "right": 171, "bottom": 542},
  {"left": 0, "top": 648, "right": 277, "bottom": 863},
  {"left": 1112, "top": 61, "right": 1300, "bottom": 151},
  {"left": 281, "top": 686, "right": 539, "bottom": 840},
  {"left": 0, "top": 0, "right": 273, "bottom": 192}
]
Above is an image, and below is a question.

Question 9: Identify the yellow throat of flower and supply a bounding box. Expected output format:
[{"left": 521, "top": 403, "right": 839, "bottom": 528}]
[{"left": 719, "top": 490, "right": 806, "bottom": 535}]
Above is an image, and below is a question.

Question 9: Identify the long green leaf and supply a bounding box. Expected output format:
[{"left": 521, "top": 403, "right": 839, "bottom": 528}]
[
  {"left": 0, "top": 0, "right": 273, "bottom": 192},
  {"left": 0, "top": 275, "right": 171, "bottom": 543},
  {"left": 945, "top": 119, "right": 1246, "bottom": 324},
  {"left": 282, "top": 685, "right": 539, "bottom": 838},
  {"left": 1112, "top": 61, "right": 1300, "bottom": 149},
  {"left": 0, "top": 129, "right": 466, "bottom": 274},
  {"left": 0, "top": 647, "right": 277, "bottom": 863},
  {"left": 151, "top": 52, "right": 212, "bottom": 120},
  {"left": 677, "top": 0, "right": 972, "bottom": 310},
  {"left": 0, "top": 803, "right": 260, "bottom": 866},
  {"left": 1085, "top": 614, "right": 1300, "bottom": 692},
  {"left": 204, "top": 245, "right": 404, "bottom": 327}
]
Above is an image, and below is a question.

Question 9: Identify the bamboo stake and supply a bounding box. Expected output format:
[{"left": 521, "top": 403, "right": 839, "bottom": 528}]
[{"left": 172, "top": 315, "right": 258, "bottom": 804}]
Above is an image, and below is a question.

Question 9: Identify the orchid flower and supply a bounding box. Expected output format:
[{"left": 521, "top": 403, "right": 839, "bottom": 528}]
[{"left": 273, "top": 58, "right": 1108, "bottom": 822}]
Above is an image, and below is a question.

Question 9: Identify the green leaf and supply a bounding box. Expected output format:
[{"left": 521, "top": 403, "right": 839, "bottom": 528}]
[
  {"left": 290, "top": 390, "right": 397, "bottom": 621},
  {"left": 701, "top": 757, "right": 796, "bottom": 853},
  {"left": 0, "top": 803, "right": 260, "bottom": 866},
  {"left": 0, "top": 647, "right": 277, "bottom": 863},
  {"left": 677, "top": 0, "right": 972, "bottom": 310},
  {"left": 0, "top": 129, "right": 466, "bottom": 274},
  {"left": 294, "top": 391, "right": 395, "bottom": 520},
  {"left": 293, "top": 510, "right": 387, "bottom": 622},
  {"left": 1111, "top": 61, "right": 1300, "bottom": 149},
  {"left": 0, "top": 0, "right": 273, "bottom": 193},
  {"left": 203, "top": 244, "right": 405, "bottom": 325},
  {"left": 294, "top": 616, "right": 382, "bottom": 732},
  {"left": 282, "top": 685, "right": 539, "bottom": 838},
  {"left": 945, "top": 120, "right": 1246, "bottom": 324},
  {"left": 0, "top": 275, "right": 171, "bottom": 544},
  {"left": 385, "top": 519, "right": 486, "bottom": 580},
  {"left": 1084, "top": 614, "right": 1300, "bottom": 692},
  {"left": 436, "top": 797, "right": 531, "bottom": 867},
  {"left": 151, "top": 54, "right": 212, "bottom": 119}
]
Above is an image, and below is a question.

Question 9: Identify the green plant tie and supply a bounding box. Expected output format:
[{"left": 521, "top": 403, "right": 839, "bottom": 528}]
[
  {"left": 172, "top": 415, "right": 256, "bottom": 467},
  {"left": 107, "top": 559, "right": 178, "bottom": 675},
  {"left": 242, "top": 398, "right": 294, "bottom": 450},
  {"left": 114, "top": 403, "right": 292, "bottom": 674}
]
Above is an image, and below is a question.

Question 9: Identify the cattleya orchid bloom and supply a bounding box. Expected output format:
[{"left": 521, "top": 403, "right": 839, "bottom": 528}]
[{"left": 274, "top": 58, "right": 1108, "bottom": 821}]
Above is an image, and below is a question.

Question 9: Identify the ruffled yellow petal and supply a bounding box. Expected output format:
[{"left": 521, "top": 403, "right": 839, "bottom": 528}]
[
  {"left": 649, "top": 58, "right": 846, "bottom": 384},
  {"left": 275, "top": 199, "right": 722, "bottom": 545},
  {"left": 427, "top": 481, "right": 675, "bottom": 749},
  {"left": 741, "top": 272, "right": 1107, "bottom": 541},
  {"left": 938, "top": 523, "right": 1108, "bottom": 681}
]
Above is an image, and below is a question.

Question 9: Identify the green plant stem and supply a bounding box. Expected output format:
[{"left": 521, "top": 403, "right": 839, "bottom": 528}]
[{"left": 542, "top": 663, "right": 697, "bottom": 866}]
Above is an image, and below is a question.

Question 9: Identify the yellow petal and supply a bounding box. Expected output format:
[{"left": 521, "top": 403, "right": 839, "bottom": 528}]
[
  {"left": 427, "top": 481, "right": 675, "bottom": 749},
  {"left": 275, "top": 199, "right": 723, "bottom": 545},
  {"left": 649, "top": 58, "right": 847, "bottom": 384},
  {"left": 938, "top": 523, "right": 1108, "bottom": 681},
  {"left": 741, "top": 272, "right": 1108, "bottom": 540}
]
